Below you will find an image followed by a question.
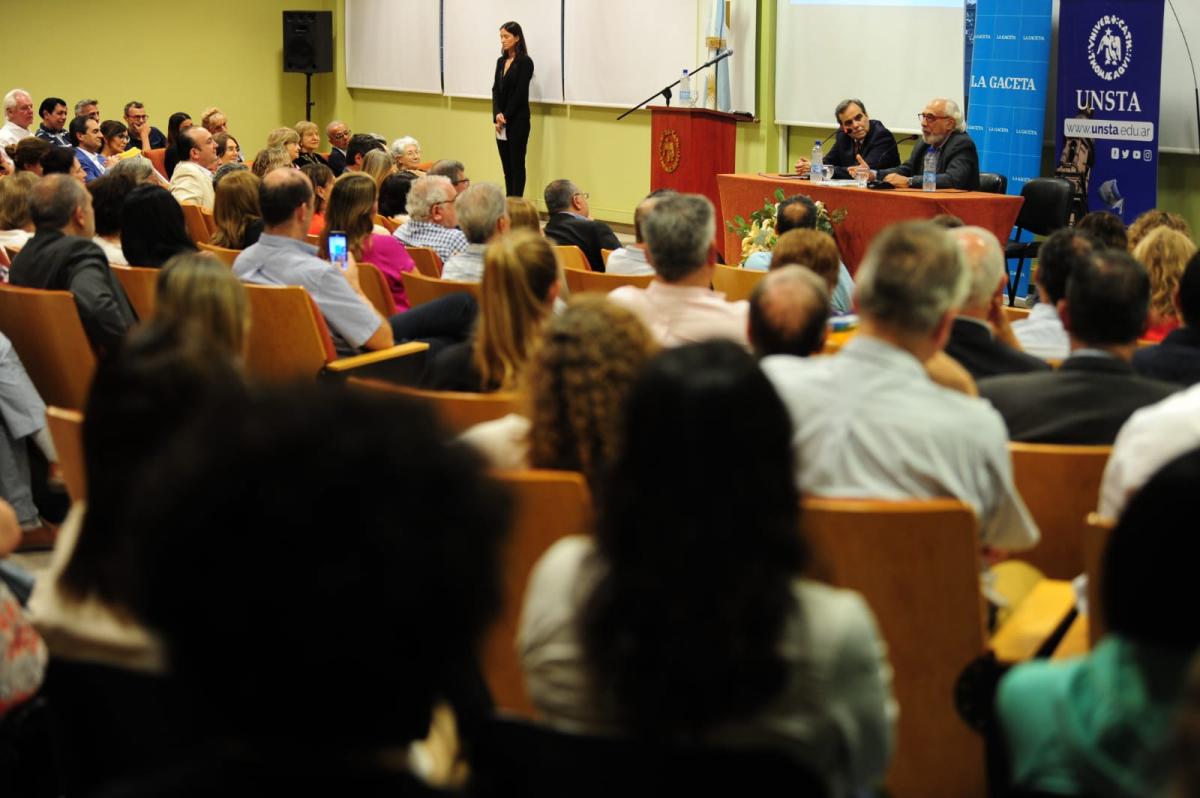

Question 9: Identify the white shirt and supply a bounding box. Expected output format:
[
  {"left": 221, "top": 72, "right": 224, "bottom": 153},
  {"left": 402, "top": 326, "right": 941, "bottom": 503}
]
[
  {"left": 604, "top": 246, "right": 654, "bottom": 276},
  {"left": 1098, "top": 382, "right": 1200, "bottom": 519},
  {"left": 440, "top": 243, "right": 486, "bottom": 282},
  {"left": 609, "top": 280, "right": 750, "bottom": 349},
  {"left": 458, "top": 413, "right": 531, "bottom": 470},
  {"left": 93, "top": 236, "right": 127, "bottom": 265},
  {"left": 1011, "top": 302, "right": 1069, "bottom": 361},
  {"left": 762, "top": 336, "right": 1040, "bottom": 551},
  {"left": 0, "top": 120, "right": 31, "bottom": 149},
  {"left": 168, "top": 160, "right": 215, "bottom": 209}
]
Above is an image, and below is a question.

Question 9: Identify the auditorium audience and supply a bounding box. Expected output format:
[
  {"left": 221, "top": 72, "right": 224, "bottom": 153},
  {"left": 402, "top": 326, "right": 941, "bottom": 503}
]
[
  {"left": 209, "top": 170, "right": 263, "bottom": 251},
  {"left": 300, "top": 161, "right": 334, "bottom": 235},
  {"left": 70, "top": 115, "right": 107, "bottom": 182},
  {"left": 325, "top": 119, "right": 350, "bottom": 176},
  {"left": 12, "top": 137, "right": 49, "bottom": 174},
  {"left": 168, "top": 127, "right": 218, "bottom": 209},
  {"left": 390, "top": 135, "right": 425, "bottom": 177},
  {"left": 155, "top": 252, "right": 250, "bottom": 360},
  {"left": 442, "top": 183, "right": 510, "bottom": 282},
  {"left": 1074, "top": 210, "right": 1127, "bottom": 251},
  {"left": 42, "top": 146, "right": 86, "bottom": 183},
  {"left": 980, "top": 248, "right": 1178, "bottom": 444},
  {"left": 122, "top": 101, "right": 166, "bottom": 152},
  {"left": 761, "top": 220, "right": 1037, "bottom": 551},
  {"left": 88, "top": 171, "right": 136, "bottom": 265},
  {"left": 1011, "top": 228, "right": 1096, "bottom": 360},
  {"left": 504, "top": 196, "right": 540, "bottom": 234},
  {"left": 250, "top": 145, "right": 292, "bottom": 178},
  {"left": 1134, "top": 227, "right": 1196, "bottom": 342},
  {"left": 121, "top": 184, "right": 198, "bottom": 268},
  {"left": 428, "top": 159, "right": 470, "bottom": 196},
  {"left": 747, "top": 265, "right": 830, "bottom": 358},
  {"left": 1127, "top": 208, "right": 1192, "bottom": 252},
  {"left": 75, "top": 99, "right": 99, "bottom": 121},
  {"left": 426, "top": 229, "right": 557, "bottom": 392},
  {"left": 1133, "top": 250, "right": 1200, "bottom": 386},
  {"left": 35, "top": 96, "right": 71, "bottom": 148},
  {"left": 213, "top": 131, "right": 240, "bottom": 166},
  {"left": 200, "top": 107, "right": 227, "bottom": 135},
  {"left": 100, "top": 119, "right": 129, "bottom": 159},
  {"left": 162, "top": 111, "right": 194, "bottom": 178},
  {"left": 519, "top": 340, "right": 895, "bottom": 797},
  {"left": 609, "top": 193, "right": 749, "bottom": 348},
  {"left": 0, "top": 171, "right": 37, "bottom": 253},
  {"left": 266, "top": 126, "right": 300, "bottom": 162},
  {"left": 212, "top": 161, "right": 246, "bottom": 187},
  {"left": 344, "top": 133, "right": 384, "bottom": 173},
  {"left": 293, "top": 120, "right": 326, "bottom": 168},
  {"left": 107, "top": 154, "right": 160, "bottom": 186},
  {"left": 770, "top": 229, "right": 843, "bottom": 307},
  {"left": 543, "top": 178, "right": 620, "bottom": 271},
  {"left": 394, "top": 175, "right": 469, "bottom": 262},
  {"left": 0, "top": 89, "right": 34, "bottom": 151},
  {"left": 998, "top": 446, "right": 1200, "bottom": 798},
  {"left": 605, "top": 191, "right": 668, "bottom": 277},
  {"left": 379, "top": 172, "right": 413, "bottom": 221}
]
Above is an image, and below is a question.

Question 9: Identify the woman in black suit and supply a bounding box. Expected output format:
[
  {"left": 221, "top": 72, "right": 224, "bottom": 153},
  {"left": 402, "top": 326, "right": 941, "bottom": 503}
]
[{"left": 492, "top": 21, "right": 533, "bottom": 197}]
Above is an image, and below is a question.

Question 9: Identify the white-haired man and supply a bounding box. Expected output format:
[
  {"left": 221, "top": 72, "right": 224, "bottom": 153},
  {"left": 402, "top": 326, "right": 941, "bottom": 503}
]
[
  {"left": 871, "top": 98, "right": 980, "bottom": 191},
  {"left": 394, "top": 175, "right": 469, "bottom": 263},
  {"left": 440, "top": 183, "right": 509, "bottom": 282},
  {"left": 0, "top": 89, "right": 35, "bottom": 161}
]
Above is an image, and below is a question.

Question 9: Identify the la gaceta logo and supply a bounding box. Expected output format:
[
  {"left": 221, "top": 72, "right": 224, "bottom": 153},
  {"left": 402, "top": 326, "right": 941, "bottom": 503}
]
[{"left": 1088, "top": 15, "right": 1133, "bottom": 81}]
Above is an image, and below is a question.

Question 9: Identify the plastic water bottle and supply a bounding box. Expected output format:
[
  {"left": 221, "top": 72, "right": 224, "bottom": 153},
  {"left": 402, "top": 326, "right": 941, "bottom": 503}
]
[
  {"left": 922, "top": 148, "right": 938, "bottom": 192},
  {"left": 811, "top": 140, "right": 823, "bottom": 183},
  {"left": 679, "top": 69, "right": 692, "bottom": 107}
]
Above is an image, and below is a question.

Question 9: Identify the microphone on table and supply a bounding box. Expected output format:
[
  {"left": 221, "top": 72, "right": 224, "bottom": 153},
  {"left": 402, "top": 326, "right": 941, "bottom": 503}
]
[{"left": 895, "top": 134, "right": 920, "bottom": 144}]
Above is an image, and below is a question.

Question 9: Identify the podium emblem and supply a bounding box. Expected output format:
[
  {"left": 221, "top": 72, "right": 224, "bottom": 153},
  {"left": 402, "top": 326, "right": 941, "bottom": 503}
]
[{"left": 658, "top": 129, "right": 681, "bottom": 173}]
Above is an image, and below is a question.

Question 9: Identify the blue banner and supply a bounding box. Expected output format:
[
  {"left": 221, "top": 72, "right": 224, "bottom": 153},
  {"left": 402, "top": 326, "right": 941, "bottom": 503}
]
[{"left": 1055, "top": 0, "right": 1165, "bottom": 223}]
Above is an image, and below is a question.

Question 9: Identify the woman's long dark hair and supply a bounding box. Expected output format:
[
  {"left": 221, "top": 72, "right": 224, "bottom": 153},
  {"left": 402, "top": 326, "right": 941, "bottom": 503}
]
[
  {"left": 500, "top": 21, "right": 528, "bottom": 59},
  {"left": 165, "top": 112, "right": 192, "bottom": 148},
  {"left": 581, "top": 340, "right": 807, "bottom": 737},
  {"left": 120, "top": 184, "right": 197, "bottom": 268}
]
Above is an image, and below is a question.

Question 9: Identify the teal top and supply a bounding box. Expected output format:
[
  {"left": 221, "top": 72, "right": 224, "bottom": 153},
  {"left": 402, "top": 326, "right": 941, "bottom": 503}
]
[{"left": 996, "top": 635, "right": 1193, "bottom": 798}]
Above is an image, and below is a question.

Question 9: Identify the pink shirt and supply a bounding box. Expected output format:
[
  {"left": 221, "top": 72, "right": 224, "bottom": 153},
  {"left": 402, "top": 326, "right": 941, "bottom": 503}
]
[
  {"left": 361, "top": 233, "right": 416, "bottom": 311},
  {"left": 608, "top": 280, "right": 750, "bottom": 349}
]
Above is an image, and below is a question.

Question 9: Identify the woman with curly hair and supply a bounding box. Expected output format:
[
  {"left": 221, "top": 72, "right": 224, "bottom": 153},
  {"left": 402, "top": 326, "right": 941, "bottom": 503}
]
[
  {"left": 1134, "top": 227, "right": 1196, "bottom": 342},
  {"left": 460, "top": 295, "right": 656, "bottom": 483},
  {"left": 1127, "top": 209, "right": 1191, "bottom": 253},
  {"left": 518, "top": 341, "right": 895, "bottom": 796}
]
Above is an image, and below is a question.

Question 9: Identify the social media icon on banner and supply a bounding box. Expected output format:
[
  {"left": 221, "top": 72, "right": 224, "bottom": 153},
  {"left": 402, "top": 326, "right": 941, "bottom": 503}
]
[
  {"left": 1122, "top": 149, "right": 1131, "bottom": 158},
  {"left": 1133, "top": 151, "right": 1141, "bottom": 160},
  {"left": 1112, "top": 147, "right": 1121, "bottom": 159},
  {"left": 1143, "top": 150, "right": 1153, "bottom": 162}
]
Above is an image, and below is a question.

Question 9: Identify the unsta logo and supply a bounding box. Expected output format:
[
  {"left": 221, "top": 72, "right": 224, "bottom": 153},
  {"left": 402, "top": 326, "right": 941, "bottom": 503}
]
[{"left": 1088, "top": 15, "right": 1133, "bottom": 81}]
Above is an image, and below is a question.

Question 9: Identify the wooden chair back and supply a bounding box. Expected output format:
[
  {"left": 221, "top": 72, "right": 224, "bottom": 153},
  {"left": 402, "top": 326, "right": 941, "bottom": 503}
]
[
  {"left": 407, "top": 246, "right": 443, "bottom": 277},
  {"left": 486, "top": 470, "right": 592, "bottom": 715},
  {"left": 1009, "top": 443, "right": 1111, "bottom": 579},
  {"left": 711, "top": 263, "right": 765, "bottom": 302},
  {"left": 356, "top": 262, "right": 397, "bottom": 317},
  {"left": 0, "top": 285, "right": 96, "bottom": 409},
  {"left": 143, "top": 148, "right": 167, "bottom": 179},
  {"left": 180, "top": 203, "right": 212, "bottom": 245},
  {"left": 305, "top": 233, "right": 321, "bottom": 247},
  {"left": 349, "top": 380, "right": 521, "bottom": 435},
  {"left": 1002, "top": 305, "right": 1031, "bottom": 324},
  {"left": 563, "top": 267, "right": 653, "bottom": 295},
  {"left": 554, "top": 245, "right": 590, "bottom": 272},
  {"left": 400, "top": 270, "right": 481, "bottom": 307},
  {"left": 196, "top": 241, "right": 240, "bottom": 267},
  {"left": 600, "top": 248, "right": 613, "bottom": 266},
  {"left": 109, "top": 265, "right": 158, "bottom": 319},
  {"left": 200, "top": 206, "right": 217, "bottom": 238},
  {"left": 374, "top": 214, "right": 399, "bottom": 233},
  {"left": 243, "top": 284, "right": 335, "bottom": 381},
  {"left": 1083, "top": 513, "right": 1115, "bottom": 646},
  {"left": 801, "top": 496, "right": 987, "bottom": 798},
  {"left": 46, "top": 407, "right": 86, "bottom": 503}
]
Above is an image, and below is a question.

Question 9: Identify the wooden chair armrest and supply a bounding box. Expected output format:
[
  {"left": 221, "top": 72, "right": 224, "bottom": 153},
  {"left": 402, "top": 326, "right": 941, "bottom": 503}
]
[
  {"left": 324, "top": 341, "right": 430, "bottom": 373},
  {"left": 990, "top": 579, "right": 1077, "bottom": 664}
]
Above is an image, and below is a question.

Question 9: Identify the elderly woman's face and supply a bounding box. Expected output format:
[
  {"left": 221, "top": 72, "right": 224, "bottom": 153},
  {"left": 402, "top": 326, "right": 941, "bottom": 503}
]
[
  {"left": 302, "top": 128, "right": 320, "bottom": 152},
  {"left": 402, "top": 144, "right": 421, "bottom": 169},
  {"left": 208, "top": 114, "right": 227, "bottom": 135},
  {"left": 286, "top": 141, "right": 300, "bottom": 160}
]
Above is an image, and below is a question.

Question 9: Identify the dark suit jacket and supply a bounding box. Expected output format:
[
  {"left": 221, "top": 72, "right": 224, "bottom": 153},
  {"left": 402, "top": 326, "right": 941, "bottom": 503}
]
[
  {"left": 978, "top": 354, "right": 1179, "bottom": 444},
  {"left": 878, "top": 130, "right": 980, "bottom": 190},
  {"left": 328, "top": 147, "right": 347, "bottom": 177},
  {"left": 9, "top": 229, "right": 138, "bottom": 355},
  {"left": 543, "top": 213, "right": 621, "bottom": 272},
  {"left": 945, "top": 318, "right": 1051, "bottom": 382},
  {"left": 492, "top": 54, "right": 534, "bottom": 126},
  {"left": 1132, "top": 326, "right": 1200, "bottom": 387},
  {"left": 823, "top": 119, "right": 901, "bottom": 179}
]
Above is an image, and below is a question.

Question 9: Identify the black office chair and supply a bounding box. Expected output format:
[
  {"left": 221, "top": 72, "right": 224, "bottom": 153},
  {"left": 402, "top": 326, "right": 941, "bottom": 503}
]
[
  {"left": 979, "top": 172, "right": 1008, "bottom": 195},
  {"left": 1005, "top": 177, "right": 1073, "bottom": 305}
]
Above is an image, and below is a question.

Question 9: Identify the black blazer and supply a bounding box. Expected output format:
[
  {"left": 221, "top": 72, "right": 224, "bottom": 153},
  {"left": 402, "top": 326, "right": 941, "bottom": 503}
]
[
  {"left": 327, "top": 147, "right": 347, "bottom": 177},
  {"left": 1132, "top": 326, "right": 1200, "bottom": 387},
  {"left": 543, "top": 213, "right": 621, "bottom": 272},
  {"left": 492, "top": 54, "right": 534, "bottom": 126},
  {"left": 878, "top": 130, "right": 980, "bottom": 190},
  {"left": 978, "top": 354, "right": 1179, "bottom": 444},
  {"left": 822, "top": 119, "right": 901, "bottom": 179},
  {"left": 944, "top": 318, "right": 1051, "bottom": 382}
]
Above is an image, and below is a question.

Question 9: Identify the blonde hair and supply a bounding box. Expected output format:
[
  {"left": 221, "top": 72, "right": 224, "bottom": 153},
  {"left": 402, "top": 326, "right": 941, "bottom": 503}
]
[
  {"left": 156, "top": 253, "right": 249, "bottom": 357},
  {"left": 251, "top": 146, "right": 292, "bottom": 178},
  {"left": 321, "top": 172, "right": 376, "bottom": 260},
  {"left": 474, "top": 230, "right": 559, "bottom": 391},
  {"left": 266, "top": 127, "right": 300, "bottom": 149},
  {"left": 294, "top": 120, "right": 318, "bottom": 139},
  {"left": 361, "top": 149, "right": 393, "bottom": 188},
  {"left": 770, "top": 228, "right": 840, "bottom": 292},
  {"left": 210, "top": 170, "right": 261, "bottom": 249},
  {"left": 1134, "top": 227, "right": 1197, "bottom": 321},
  {"left": 505, "top": 196, "right": 540, "bottom": 233},
  {"left": 201, "top": 107, "right": 226, "bottom": 132},
  {"left": 1128, "top": 209, "right": 1191, "bottom": 252},
  {"left": 0, "top": 171, "right": 37, "bottom": 229},
  {"left": 527, "top": 295, "right": 656, "bottom": 487}
]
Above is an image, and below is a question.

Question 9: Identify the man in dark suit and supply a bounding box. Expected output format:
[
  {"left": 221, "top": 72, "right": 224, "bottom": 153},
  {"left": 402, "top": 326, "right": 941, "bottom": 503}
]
[
  {"left": 979, "top": 249, "right": 1178, "bottom": 444},
  {"left": 9, "top": 174, "right": 137, "bottom": 355},
  {"left": 944, "top": 226, "right": 1050, "bottom": 381},
  {"left": 542, "top": 179, "right": 621, "bottom": 272},
  {"left": 875, "top": 98, "right": 980, "bottom": 191},
  {"left": 1133, "top": 249, "right": 1200, "bottom": 386},
  {"left": 325, "top": 120, "right": 350, "bottom": 176},
  {"left": 793, "top": 98, "right": 901, "bottom": 179}
]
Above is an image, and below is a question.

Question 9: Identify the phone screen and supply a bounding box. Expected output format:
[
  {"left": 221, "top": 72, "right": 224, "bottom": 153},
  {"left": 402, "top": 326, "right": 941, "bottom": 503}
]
[{"left": 327, "top": 231, "right": 348, "bottom": 271}]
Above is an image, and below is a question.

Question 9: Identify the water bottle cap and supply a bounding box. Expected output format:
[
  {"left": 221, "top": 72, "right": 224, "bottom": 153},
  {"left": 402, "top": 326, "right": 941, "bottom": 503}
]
[{"left": 814, "top": 139, "right": 821, "bottom": 145}]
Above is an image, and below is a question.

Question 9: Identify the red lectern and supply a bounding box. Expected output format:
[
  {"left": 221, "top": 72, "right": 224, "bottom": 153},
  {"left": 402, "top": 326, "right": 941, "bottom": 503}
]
[{"left": 649, "top": 106, "right": 739, "bottom": 259}]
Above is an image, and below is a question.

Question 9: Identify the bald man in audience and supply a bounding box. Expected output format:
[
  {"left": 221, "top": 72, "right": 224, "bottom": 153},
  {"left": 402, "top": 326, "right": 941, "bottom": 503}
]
[
  {"left": 748, "top": 266, "right": 830, "bottom": 358},
  {"left": 325, "top": 120, "right": 350, "bottom": 175},
  {"left": 761, "top": 221, "right": 1038, "bottom": 553},
  {"left": 168, "top": 127, "right": 218, "bottom": 209}
]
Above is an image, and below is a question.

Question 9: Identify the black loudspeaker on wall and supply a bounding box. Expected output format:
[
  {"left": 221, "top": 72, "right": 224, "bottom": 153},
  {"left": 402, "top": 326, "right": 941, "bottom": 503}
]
[{"left": 283, "top": 10, "right": 333, "bottom": 73}]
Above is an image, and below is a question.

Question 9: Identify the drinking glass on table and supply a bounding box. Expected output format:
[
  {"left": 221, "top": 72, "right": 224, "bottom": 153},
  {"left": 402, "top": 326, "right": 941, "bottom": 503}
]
[{"left": 854, "top": 165, "right": 869, "bottom": 188}]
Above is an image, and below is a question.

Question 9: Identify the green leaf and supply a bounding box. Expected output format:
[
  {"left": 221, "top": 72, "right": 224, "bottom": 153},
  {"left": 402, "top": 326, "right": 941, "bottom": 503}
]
[{"left": 774, "top": 188, "right": 785, "bottom": 202}]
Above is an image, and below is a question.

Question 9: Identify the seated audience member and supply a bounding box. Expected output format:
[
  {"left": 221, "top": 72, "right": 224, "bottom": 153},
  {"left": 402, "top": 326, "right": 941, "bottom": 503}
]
[
  {"left": 234, "top": 169, "right": 395, "bottom": 353},
  {"left": 428, "top": 159, "right": 470, "bottom": 196},
  {"left": 606, "top": 191, "right": 670, "bottom": 277},
  {"left": 362, "top": 148, "right": 393, "bottom": 188},
  {"left": 209, "top": 170, "right": 263, "bottom": 250},
  {"left": 70, "top": 115, "right": 108, "bottom": 182},
  {"left": 321, "top": 172, "right": 416, "bottom": 311},
  {"left": 75, "top": 99, "right": 100, "bottom": 121},
  {"left": 748, "top": 265, "right": 830, "bottom": 358},
  {"left": 390, "top": 135, "right": 425, "bottom": 177},
  {"left": 266, "top": 127, "right": 300, "bottom": 163},
  {"left": 519, "top": 341, "right": 895, "bottom": 796},
  {"left": 1011, "top": 229, "right": 1096, "bottom": 360},
  {"left": 379, "top": 173, "right": 414, "bottom": 221},
  {"left": 793, "top": 98, "right": 901, "bottom": 179},
  {"left": 0, "top": 90, "right": 33, "bottom": 151},
  {"left": 168, "top": 127, "right": 217, "bottom": 209},
  {"left": 998, "top": 446, "right": 1200, "bottom": 798},
  {"left": 200, "top": 107, "right": 227, "bottom": 136},
  {"left": 770, "top": 229, "right": 843, "bottom": 309},
  {"left": 609, "top": 193, "right": 749, "bottom": 348},
  {"left": 504, "top": 196, "right": 539, "bottom": 233},
  {"left": 250, "top": 145, "right": 292, "bottom": 178},
  {"left": 441, "top": 183, "right": 510, "bottom": 282},
  {"left": 460, "top": 295, "right": 656, "bottom": 476},
  {"left": 875, "top": 97, "right": 980, "bottom": 190},
  {"left": 394, "top": 175, "right": 469, "bottom": 262},
  {"left": 107, "top": 155, "right": 159, "bottom": 185},
  {"left": 1135, "top": 227, "right": 1196, "bottom": 342},
  {"left": 300, "top": 161, "right": 334, "bottom": 236},
  {"left": 212, "top": 162, "right": 246, "bottom": 188},
  {"left": 162, "top": 112, "right": 194, "bottom": 179},
  {"left": 155, "top": 253, "right": 249, "bottom": 359},
  {"left": 9, "top": 174, "right": 137, "bottom": 353},
  {"left": 1075, "top": 210, "right": 1128, "bottom": 251},
  {"left": 0, "top": 332, "right": 59, "bottom": 541},
  {"left": 426, "top": 229, "right": 557, "bottom": 392},
  {"left": 761, "top": 221, "right": 1038, "bottom": 551},
  {"left": 213, "top": 132, "right": 240, "bottom": 167},
  {"left": 34, "top": 97, "right": 71, "bottom": 148},
  {"left": 293, "top": 121, "right": 327, "bottom": 168},
  {"left": 542, "top": 178, "right": 620, "bottom": 272},
  {"left": 0, "top": 499, "right": 46, "bottom": 719},
  {"left": 943, "top": 226, "right": 1050, "bottom": 380},
  {"left": 344, "top": 133, "right": 384, "bottom": 173},
  {"left": 121, "top": 184, "right": 198, "bottom": 268},
  {"left": 1127, "top": 208, "right": 1192, "bottom": 252},
  {"left": 1133, "top": 250, "right": 1200, "bottom": 386},
  {"left": 100, "top": 120, "right": 129, "bottom": 160},
  {"left": 13, "top": 136, "right": 50, "bottom": 175},
  {"left": 42, "top": 146, "right": 86, "bottom": 183},
  {"left": 980, "top": 249, "right": 1178, "bottom": 444},
  {"left": 119, "top": 385, "right": 508, "bottom": 796},
  {"left": 324, "top": 120, "right": 350, "bottom": 176},
  {"left": 0, "top": 171, "right": 37, "bottom": 252},
  {"left": 88, "top": 172, "right": 136, "bottom": 265},
  {"left": 122, "top": 101, "right": 166, "bottom": 153}
]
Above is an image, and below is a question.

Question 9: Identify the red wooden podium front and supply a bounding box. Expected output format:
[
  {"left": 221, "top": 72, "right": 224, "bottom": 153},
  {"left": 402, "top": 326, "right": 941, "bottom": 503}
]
[{"left": 649, "top": 106, "right": 738, "bottom": 259}]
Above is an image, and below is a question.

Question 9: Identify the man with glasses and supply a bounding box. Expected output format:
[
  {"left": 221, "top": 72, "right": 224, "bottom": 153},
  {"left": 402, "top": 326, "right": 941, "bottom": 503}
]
[
  {"left": 122, "top": 101, "right": 166, "bottom": 151},
  {"left": 325, "top": 120, "right": 350, "bottom": 176},
  {"left": 793, "top": 99, "right": 900, "bottom": 180},
  {"left": 543, "top": 178, "right": 621, "bottom": 272},
  {"left": 394, "top": 175, "right": 469, "bottom": 263},
  {"left": 428, "top": 159, "right": 471, "bottom": 197},
  {"left": 871, "top": 98, "right": 979, "bottom": 190}
]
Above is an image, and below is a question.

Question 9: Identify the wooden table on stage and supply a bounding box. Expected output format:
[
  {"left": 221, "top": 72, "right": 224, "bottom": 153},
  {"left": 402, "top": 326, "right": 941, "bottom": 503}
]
[{"left": 718, "top": 174, "right": 1024, "bottom": 273}]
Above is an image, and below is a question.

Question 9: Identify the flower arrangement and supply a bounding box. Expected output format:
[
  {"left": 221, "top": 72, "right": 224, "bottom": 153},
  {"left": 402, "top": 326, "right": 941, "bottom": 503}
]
[{"left": 724, "top": 188, "right": 848, "bottom": 265}]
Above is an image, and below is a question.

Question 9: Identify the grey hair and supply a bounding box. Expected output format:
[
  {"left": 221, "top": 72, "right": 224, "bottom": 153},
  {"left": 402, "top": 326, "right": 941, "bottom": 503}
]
[
  {"left": 455, "top": 182, "right": 508, "bottom": 244},
  {"left": 948, "top": 226, "right": 1006, "bottom": 310},
  {"left": 406, "top": 175, "right": 454, "bottom": 221},
  {"left": 643, "top": 193, "right": 715, "bottom": 281},
  {"left": 107, "top": 155, "right": 157, "bottom": 184},
  {"left": 30, "top": 173, "right": 87, "bottom": 229},
  {"left": 428, "top": 159, "right": 465, "bottom": 181},
  {"left": 3, "top": 89, "right": 30, "bottom": 115},
  {"left": 937, "top": 98, "right": 966, "bottom": 133},
  {"left": 834, "top": 98, "right": 867, "bottom": 120},
  {"left": 856, "top": 221, "right": 969, "bottom": 334},
  {"left": 325, "top": 119, "right": 346, "bottom": 136},
  {"left": 543, "top": 179, "right": 577, "bottom": 214},
  {"left": 74, "top": 98, "right": 98, "bottom": 116},
  {"left": 390, "top": 136, "right": 420, "bottom": 158}
]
